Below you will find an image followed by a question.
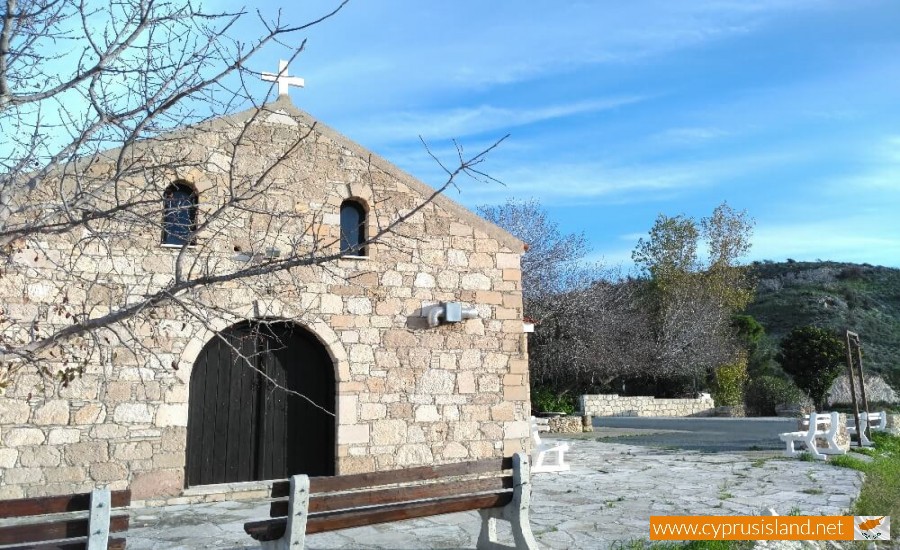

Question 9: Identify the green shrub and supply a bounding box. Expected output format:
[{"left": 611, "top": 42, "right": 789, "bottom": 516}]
[
  {"left": 778, "top": 326, "right": 845, "bottom": 410},
  {"left": 711, "top": 358, "right": 748, "bottom": 407},
  {"left": 744, "top": 375, "right": 804, "bottom": 416},
  {"left": 531, "top": 386, "right": 577, "bottom": 414}
]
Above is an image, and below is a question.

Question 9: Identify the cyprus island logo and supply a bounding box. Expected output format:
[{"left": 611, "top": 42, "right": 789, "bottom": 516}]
[{"left": 854, "top": 516, "right": 890, "bottom": 541}]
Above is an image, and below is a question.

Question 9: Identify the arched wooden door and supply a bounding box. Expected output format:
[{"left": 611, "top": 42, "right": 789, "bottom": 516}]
[{"left": 185, "top": 321, "right": 335, "bottom": 487}]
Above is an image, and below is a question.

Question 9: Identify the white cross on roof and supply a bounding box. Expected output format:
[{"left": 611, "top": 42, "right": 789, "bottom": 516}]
[{"left": 261, "top": 60, "right": 305, "bottom": 96}]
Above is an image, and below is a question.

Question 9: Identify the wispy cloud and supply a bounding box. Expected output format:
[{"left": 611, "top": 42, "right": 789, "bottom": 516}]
[
  {"left": 350, "top": 96, "right": 648, "bottom": 144},
  {"left": 653, "top": 127, "right": 730, "bottom": 146}
]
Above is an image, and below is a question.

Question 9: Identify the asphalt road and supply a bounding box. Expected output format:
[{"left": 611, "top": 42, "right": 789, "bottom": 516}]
[{"left": 590, "top": 416, "right": 797, "bottom": 453}]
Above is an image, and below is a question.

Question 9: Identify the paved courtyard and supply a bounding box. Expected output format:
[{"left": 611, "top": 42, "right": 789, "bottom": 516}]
[{"left": 128, "top": 435, "right": 863, "bottom": 549}]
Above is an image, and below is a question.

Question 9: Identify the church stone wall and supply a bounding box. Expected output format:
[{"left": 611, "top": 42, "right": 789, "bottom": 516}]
[{"left": 0, "top": 100, "right": 529, "bottom": 503}]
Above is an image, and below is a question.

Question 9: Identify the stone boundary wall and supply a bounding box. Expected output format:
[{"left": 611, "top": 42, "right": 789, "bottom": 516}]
[{"left": 581, "top": 394, "right": 715, "bottom": 417}]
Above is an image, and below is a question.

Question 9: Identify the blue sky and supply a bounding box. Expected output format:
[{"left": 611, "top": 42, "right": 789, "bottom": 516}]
[{"left": 237, "top": 0, "right": 900, "bottom": 269}]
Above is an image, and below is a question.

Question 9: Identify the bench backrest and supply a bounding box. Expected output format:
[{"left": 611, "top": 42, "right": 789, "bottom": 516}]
[
  {"left": 865, "top": 411, "right": 887, "bottom": 429},
  {"left": 0, "top": 489, "right": 131, "bottom": 549},
  {"left": 800, "top": 412, "right": 839, "bottom": 438},
  {"left": 247, "top": 456, "right": 518, "bottom": 541}
]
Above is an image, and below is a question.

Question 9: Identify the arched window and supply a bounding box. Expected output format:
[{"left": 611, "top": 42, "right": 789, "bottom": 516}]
[
  {"left": 162, "top": 183, "right": 197, "bottom": 246},
  {"left": 340, "top": 200, "right": 366, "bottom": 256}
]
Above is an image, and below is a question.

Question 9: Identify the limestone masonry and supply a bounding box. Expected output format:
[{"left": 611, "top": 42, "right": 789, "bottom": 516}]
[
  {"left": 0, "top": 98, "right": 531, "bottom": 503},
  {"left": 581, "top": 394, "right": 716, "bottom": 417}
]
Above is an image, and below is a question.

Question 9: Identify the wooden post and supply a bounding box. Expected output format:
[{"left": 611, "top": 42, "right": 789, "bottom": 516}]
[
  {"left": 852, "top": 333, "right": 872, "bottom": 442},
  {"left": 845, "top": 331, "right": 863, "bottom": 448}
]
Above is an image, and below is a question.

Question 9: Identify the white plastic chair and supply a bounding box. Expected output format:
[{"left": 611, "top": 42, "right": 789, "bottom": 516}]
[{"left": 529, "top": 416, "right": 570, "bottom": 473}]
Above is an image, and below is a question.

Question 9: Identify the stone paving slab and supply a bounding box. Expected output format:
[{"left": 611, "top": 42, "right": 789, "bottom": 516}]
[{"left": 126, "top": 438, "right": 864, "bottom": 549}]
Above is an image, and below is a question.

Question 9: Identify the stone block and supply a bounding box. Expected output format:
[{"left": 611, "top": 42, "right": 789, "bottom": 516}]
[
  {"left": 395, "top": 444, "right": 434, "bottom": 467},
  {"left": 461, "top": 274, "right": 491, "bottom": 291},
  {"left": 502, "top": 439, "right": 525, "bottom": 456},
  {"left": 0, "top": 399, "right": 31, "bottom": 424},
  {"left": 90, "top": 424, "right": 128, "bottom": 439},
  {"left": 155, "top": 404, "right": 188, "bottom": 427},
  {"left": 359, "top": 403, "right": 386, "bottom": 421},
  {"left": 338, "top": 424, "right": 370, "bottom": 445},
  {"left": 114, "top": 441, "right": 154, "bottom": 460},
  {"left": 496, "top": 253, "right": 520, "bottom": 269},
  {"left": 113, "top": 403, "right": 153, "bottom": 424},
  {"left": 5, "top": 427, "right": 45, "bottom": 447},
  {"left": 19, "top": 446, "right": 62, "bottom": 467},
  {"left": 65, "top": 441, "right": 109, "bottom": 465},
  {"left": 131, "top": 469, "right": 183, "bottom": 499},
  {"left": 503, "top": 420, "right": 530, "bottom": 439},
  {"left": 0, "top": 448, "right": 18, "bottom": 468},
  {"left": 457, "top": 371, "right": 476, "bottom": 394},
  {"left": 43, "top": 466, "right": 87, "bottom": 484},
  {"left": 478, "top": 375, "right": 500, "bottom": 393},
  {"left": 48, "top": 428, "right": 81, "bottom": 445},
  {"left": 371, "top": 419, "right": 407, "bottom": 445},
  {"left": 152, "top": 453, "right": 186, "bottom": 469},
  {"left": 160, "top": 428, "right": 187, "bottom": 452},
  {"left": 443, "top": 442, "right": 469, "bottom": 459},
  {"left": 419, "top": 369, "right": 455, "bottom": 395},
  {"left": 338, "top": 394, "right": 358, "bottom": 425},
  {"left": 33, "top": 400, "right": 69, "bottom": 425},
  {"left": 413, "top": 273, "right": 435, "bottom": 288},
  {"left": 90, "top": 461, "right": 128, "bottom": 482},
  {"left": 340, "top": 456, "right": 376, "bottom": 475},
  {"left": 72, "top": 403, "right": 106, "bottom": 425},
  {"left": 5, "top": 467, "right": 43, "bottom": 484},
  {"left": 490, "top": 402, "right": 516, "bottom": 422},
  {"left": 503, "top": 384, "right": 528, "bottom": 402},
  {"left": 415, "top": 405, "right": 441, "bottom": 422}
]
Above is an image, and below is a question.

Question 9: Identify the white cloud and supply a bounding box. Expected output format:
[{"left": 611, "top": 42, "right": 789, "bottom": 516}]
[
  {"left": 652, "top": 127, "right": 730, "bottom": 146},
  {"left": 348, "top": 96, "right": 648, "bottom": 144}
]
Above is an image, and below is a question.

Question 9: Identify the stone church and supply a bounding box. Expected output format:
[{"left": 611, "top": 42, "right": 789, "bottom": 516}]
[{"left": 0, "top": 73, "right": 530, "bottom": 503}]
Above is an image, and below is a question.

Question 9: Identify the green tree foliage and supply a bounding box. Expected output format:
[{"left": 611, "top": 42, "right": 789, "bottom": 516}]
[
  {"left": 778, "top": 326, "right": 846, "bottom": 410},
  {"left": 744, "top": 375, "right": 804, "bottom": 416},
  {"left": 731, "top": 315, "right": 765, "bottom": 349},
  {"left": 710, "top": 355, "right": 749, "bottom": 407},
  {"left": 631, "top": 202, "right": 755, "bottom": 379}
]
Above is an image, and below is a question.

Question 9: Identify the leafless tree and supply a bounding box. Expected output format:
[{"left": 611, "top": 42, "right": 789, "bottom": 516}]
[
  {"left": 480, "top": 199, "right": 655, "bottom": 394},
  {"left": 0, "top": 0, "right": 506, "bottom": 398}
]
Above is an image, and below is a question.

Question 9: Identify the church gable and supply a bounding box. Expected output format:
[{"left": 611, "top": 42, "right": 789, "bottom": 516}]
[{"left": 0, "top": 94, "right": 530, "bottom": 503}]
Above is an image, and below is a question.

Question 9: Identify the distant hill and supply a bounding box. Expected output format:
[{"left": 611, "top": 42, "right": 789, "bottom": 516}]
[{"left": 745, "top": 260, "right": 900, "bottom": 391}]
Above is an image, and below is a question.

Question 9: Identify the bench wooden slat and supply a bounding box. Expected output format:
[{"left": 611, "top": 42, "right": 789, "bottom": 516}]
[
  {"left": 247, "top": 492, "right": 514, "bottom": 541},
  {"left": 269, "top": 475, "right": 513, "bottom": 517},
  {"left": 0, "top": 490, "right": 131, "bottom": 519},
  {"left": 271, "top": 457, "right": 513, "bottom": 497},
  {"left": 0, "top": 513, "right": 129, "bottom": 545},
  {"left": 3, "top": 537, "right": 126, "bottom": 550}
]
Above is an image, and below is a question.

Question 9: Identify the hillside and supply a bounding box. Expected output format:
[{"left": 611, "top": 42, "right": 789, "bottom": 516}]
[{"left": 745, "top": 261, "right": 900, "bottom": 390}]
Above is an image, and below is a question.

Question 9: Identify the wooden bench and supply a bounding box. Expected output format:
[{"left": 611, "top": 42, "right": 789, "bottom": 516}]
[
  {"left": 244, "top": 452, "right": 538, "bottom": 550},
  {"left": 0, "top": 489, "right": 131, "bottom": 549},
  {"left": 848, "top": 410, "right": 888, "bottom": 446},
  {"left": 779, "top": 411, "right": 844, "bottom": 460},
  {"left": 529, "top": 417, "right": 570, "bottom": 473}
]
